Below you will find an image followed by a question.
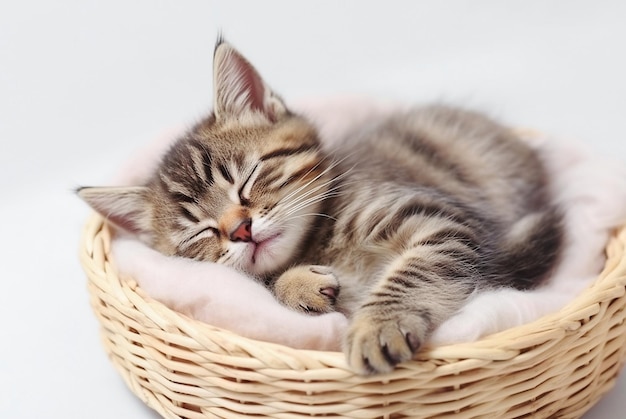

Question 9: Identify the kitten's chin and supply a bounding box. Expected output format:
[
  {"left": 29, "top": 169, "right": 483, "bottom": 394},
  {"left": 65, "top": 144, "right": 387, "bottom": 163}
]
[
  {"left": 245, "top": 215, "right": 315, "bottom": 276},
  {"left": 243, "top": 227, "right": 305, "bottom": 277},
  {"left": 244, "top": 233, "right": 289, "bottom": 276}
]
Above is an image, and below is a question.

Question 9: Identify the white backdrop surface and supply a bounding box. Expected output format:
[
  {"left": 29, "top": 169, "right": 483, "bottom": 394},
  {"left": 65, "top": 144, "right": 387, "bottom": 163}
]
[{"left": 1, "top": 1, "right": 625, "bottom": 418}]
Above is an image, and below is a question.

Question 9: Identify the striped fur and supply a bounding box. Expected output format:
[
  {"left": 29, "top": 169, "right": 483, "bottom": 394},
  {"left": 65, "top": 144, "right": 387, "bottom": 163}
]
[
  {"left": 322, "top": 108, "right": 563, "bottom": 373},
  {"left": 78, "top": 40, "right": 563, "bottom": 375}
]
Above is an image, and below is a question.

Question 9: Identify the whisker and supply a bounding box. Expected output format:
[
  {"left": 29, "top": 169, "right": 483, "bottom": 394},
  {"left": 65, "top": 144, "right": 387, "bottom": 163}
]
[
  {"left": 276, "top": 154, "right": 352, "bottom": 206},
  {"left": 278, "top": 179, "right": 339, "bottom": 213},
  {"left": 277, "top": 166, "right": 353, "bottom": 214},
  {"left": 270, "top": 186, "right": 344, "bottom": 221},
  {"left": 276, "top": 165, "right": 335, "bottom": 207},
  {"left": 281, "top": 189, "right": 343, "bottom": 217},
  {"left": 284, "top": 212, "right": 337, "bottom": 222}
]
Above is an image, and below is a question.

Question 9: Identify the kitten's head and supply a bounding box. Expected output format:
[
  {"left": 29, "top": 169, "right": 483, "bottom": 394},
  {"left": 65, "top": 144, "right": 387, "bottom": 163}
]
[{"left": 78, "top": 40, "right": 331, "bottom": 277}]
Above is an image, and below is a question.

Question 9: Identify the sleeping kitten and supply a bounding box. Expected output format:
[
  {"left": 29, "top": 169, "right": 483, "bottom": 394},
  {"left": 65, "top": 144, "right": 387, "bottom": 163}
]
[{"left": 78, "top": 39, "right": 563, "bottom": 375}]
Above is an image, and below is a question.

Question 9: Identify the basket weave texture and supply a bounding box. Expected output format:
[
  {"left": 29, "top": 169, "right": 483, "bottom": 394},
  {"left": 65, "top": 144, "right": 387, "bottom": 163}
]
[{"left": 80, "top": 214, "right": 626, "bottom": 419}]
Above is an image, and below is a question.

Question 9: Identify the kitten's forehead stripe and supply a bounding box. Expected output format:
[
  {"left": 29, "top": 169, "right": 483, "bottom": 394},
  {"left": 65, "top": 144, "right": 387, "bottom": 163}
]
[
  {"left": 160, "top": 172, "right": 204, "bottom": 205},
  {"left": 233, "top": 153, "right": 245, "bottom": 166},
  {"left": 171, "top": 191, "right": 195, "bottom": 204},
  {"left": 159, "top": 141, "right": 211, "bottom": 200},
  {"left": 260, "top": 143, "right": 318, "bottom": 161},
  {"left": 159, "top": 174, "right": 192, "bottom": 198},
  {"left": 189, "top": 140, "right": 215, "bottom": 186},
  {"left": 218, "top": 163, "right": 234, "bottom": 184}
]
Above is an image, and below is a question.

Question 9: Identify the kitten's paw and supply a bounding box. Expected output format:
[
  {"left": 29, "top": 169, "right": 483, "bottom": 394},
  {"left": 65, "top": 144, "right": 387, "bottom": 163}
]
[
  {"left": 345, "top": 312, "right": 428, "bottom": 375},
  {"left": 274, "top": 265, "right": 339, "bottom": 314}
]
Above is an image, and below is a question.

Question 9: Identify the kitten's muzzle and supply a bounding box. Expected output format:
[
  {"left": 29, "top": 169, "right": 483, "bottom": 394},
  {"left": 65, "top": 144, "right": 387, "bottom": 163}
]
[{"left": 230, "top": 218, "right": 253, "bottom": 242}]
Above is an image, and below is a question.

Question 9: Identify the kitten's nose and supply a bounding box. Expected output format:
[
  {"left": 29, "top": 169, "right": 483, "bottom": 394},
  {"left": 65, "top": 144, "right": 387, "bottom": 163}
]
[{"left": 230, "top": 218, "right": 253, "bottom": 242}]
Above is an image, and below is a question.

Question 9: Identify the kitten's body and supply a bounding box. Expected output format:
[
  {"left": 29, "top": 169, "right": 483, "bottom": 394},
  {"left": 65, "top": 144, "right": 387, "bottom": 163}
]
[
  {"left": 316, "top": 107, "right": 561, "bottom": 314},
  {"left": 79, "top": 41, "right": 563, "bottom": 375}
]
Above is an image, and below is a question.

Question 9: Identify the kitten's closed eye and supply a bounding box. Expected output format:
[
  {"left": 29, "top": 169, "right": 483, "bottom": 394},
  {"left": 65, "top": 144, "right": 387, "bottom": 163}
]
[
  {"left": 179, "top": 223, "right": 220, "bottom": 251},
  {"left": 238, "top": 163, "right": 260, "bottom": 206}
]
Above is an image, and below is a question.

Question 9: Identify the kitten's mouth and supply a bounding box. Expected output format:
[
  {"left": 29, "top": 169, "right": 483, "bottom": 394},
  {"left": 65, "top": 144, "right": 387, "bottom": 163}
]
[{"left": 251, "top": 233, "right": 282, "bottom": 265}]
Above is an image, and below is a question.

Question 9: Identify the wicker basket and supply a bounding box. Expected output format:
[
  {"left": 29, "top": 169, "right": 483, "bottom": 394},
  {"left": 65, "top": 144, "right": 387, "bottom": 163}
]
[{"left": 80, "top": 214, "right": 626, "bottom": 418}]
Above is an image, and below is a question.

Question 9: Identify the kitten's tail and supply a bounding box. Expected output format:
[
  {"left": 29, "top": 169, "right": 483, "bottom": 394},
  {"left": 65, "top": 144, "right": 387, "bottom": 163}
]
[{"left": 496, "top": 208, "right": 564, "bottom": 290}]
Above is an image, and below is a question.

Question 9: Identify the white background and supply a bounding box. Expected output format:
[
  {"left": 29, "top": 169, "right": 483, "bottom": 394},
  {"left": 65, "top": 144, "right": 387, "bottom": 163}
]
[{"left": 1, "top": 1, "right": 625, "bottom": 418}]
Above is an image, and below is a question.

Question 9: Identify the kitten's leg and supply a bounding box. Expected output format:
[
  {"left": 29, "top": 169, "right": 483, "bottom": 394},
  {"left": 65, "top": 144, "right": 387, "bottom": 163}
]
[
  {"left": 345, "top": 248, "right": 476, "bottom": 375},
  {"left": 273, "top": 265, "right": 340, "bottom": 314}
]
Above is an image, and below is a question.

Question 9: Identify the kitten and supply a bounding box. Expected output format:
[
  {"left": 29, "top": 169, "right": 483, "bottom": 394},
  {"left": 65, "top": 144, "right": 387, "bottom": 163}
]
[{"left": 78, "top": 39, "right": 563, "bottom": 375}]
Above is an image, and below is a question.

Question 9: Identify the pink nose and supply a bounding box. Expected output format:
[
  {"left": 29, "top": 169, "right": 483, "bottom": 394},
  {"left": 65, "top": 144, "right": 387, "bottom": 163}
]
[{"left": 230, "top": 218, "right": 253, "bottom": 242}]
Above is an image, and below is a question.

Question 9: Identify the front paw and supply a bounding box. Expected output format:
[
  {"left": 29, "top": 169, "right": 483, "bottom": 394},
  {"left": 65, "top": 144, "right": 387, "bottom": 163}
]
[
  {"left": 274, "top": 265, "right": 339, "bottom": 314},
  {"left": 345, "top": 312, "right": 428, "bottom": 375}
]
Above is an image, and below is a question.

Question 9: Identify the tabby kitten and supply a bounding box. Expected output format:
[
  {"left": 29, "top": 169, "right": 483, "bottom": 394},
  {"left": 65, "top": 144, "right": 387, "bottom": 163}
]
[{"left": 78, "top": 40, "right": 563, "bottom": 375}]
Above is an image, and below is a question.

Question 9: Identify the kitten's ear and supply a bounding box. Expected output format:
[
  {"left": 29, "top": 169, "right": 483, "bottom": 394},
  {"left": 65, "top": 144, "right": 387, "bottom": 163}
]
[
  {"left": 213, "top": 39, "right": 287, "bottom": 122},
  {"left": 77, "top": 186, "right": 152, "bottom": 236}
]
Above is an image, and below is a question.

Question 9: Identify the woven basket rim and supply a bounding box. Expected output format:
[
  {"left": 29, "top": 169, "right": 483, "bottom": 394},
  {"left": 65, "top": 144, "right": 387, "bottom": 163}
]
[{"left": 82, "top": 213, "right": 626, "bottom": 364}]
